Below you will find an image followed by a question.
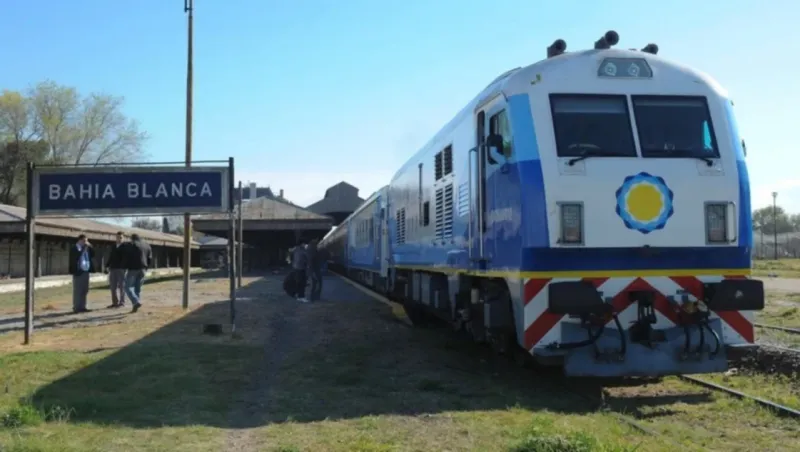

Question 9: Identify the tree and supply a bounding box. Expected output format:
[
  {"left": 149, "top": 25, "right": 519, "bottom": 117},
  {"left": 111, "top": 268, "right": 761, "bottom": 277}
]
[
  {"left": 791, "top": 214, "right": 800, "bottom": 232},
  {"left": 752, "top": 205, "right": 794, "bottom": 234},
  {"left": 0, "top": 140, "right": 49, "bottom": 205},
  {"left": 26, "top": 80, "right": 149, "bottom": 165},
  {"left": 0, "top": 82, "right": 150, "bottom": 206},
  {"left": 162, "top": 215, "right": 185, "bottom": 235},
  {"left": 131, "top": 218, "right": 162, "bottom": 231},
  {"left": 0, "top": 91, "right": 49, "bottom": 205}
]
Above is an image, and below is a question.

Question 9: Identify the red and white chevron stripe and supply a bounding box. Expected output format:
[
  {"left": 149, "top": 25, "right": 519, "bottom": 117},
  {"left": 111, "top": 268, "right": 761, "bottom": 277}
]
[{"left": 522, "top": 275, "right": 754, "bottom": 351}]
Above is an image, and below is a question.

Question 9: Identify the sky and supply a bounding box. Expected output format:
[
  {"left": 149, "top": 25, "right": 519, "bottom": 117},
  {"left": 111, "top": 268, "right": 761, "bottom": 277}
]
[{"left": 1, "top": 0, "right": 799, "bottom": 227}]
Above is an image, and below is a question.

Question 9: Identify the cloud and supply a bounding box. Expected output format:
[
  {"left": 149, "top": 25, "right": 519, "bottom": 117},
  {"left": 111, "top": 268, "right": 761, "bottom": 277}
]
[{"left": 236, "top": 169, "right": 397, "bottom": 207}]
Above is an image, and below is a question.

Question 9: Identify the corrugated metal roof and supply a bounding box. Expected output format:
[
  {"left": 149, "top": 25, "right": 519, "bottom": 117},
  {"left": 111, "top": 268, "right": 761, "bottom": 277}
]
[
  {"left": 0, "top": 204, "right": 192, "bottom": 245},
  {"left": 196, "top": 196, "right": 330, "bottom": 221}
]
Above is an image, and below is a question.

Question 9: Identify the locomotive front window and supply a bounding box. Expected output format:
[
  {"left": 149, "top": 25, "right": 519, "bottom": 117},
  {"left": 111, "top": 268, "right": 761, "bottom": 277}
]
[
  {"left": 549, "top": 94, "right": 637, "bottom": 158},
  {"left": 632, "top": 96, "right": 720, "bottom": 158}
]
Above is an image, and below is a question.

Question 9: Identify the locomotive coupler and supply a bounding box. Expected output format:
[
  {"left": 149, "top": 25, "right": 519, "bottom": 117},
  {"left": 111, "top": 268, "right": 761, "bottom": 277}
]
[{"left": 628, "top": 291, "right": 661, "bottom": 348}]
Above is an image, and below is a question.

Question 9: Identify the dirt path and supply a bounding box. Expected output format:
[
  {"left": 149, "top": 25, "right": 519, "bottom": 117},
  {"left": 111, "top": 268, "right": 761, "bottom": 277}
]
[
  {"left": 224, "top": 272, "right": 303, "bottom": 450},
  {"left": 758, "top": 277, "right": 800, "bottom": 293},
  {"left": 224, "top": 272, "right": 385, "bottom": 451}
]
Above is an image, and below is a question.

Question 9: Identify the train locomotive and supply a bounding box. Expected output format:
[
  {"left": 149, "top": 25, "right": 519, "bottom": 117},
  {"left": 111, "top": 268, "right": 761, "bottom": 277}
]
[{"left": 320, "top": 30, "right": 765, "bottom": 377}]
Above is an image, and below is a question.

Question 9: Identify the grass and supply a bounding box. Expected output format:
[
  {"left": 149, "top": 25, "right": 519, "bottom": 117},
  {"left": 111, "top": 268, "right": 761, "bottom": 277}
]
[
  {"left": 701, "top": 372, "right": 800, "bottom": 411},
  {"left": 756, "top": 291, "right": 800, "bottom": 347},
  {"left": 753, "top": 259, "right": 800, "bottom": 278},
  {"left": 760, "top": 292, "right": 800, "bottom": 327},
  {"left": 597, "top": 376, "right": 799, "bottom": 451},
  {"left": 0, "top": 273, "right": 799, "bottom": 451}
]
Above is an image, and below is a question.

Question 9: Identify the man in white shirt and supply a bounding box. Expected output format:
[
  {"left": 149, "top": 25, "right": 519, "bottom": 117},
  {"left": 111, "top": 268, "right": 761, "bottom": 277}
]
[{"left": 69, "top": 234, "right": 95, "bottom": 313}]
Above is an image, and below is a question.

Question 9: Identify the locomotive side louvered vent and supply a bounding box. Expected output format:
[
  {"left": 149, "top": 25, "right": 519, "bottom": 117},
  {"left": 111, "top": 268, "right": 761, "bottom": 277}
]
[
  {"left": 442, "top": 184, "right": 454, "bottom": 239},
  {"left": 435, "top": 183, "right": 455, "bottom": 240},
  {"left": 443, "top": 146, "right": 453, "bottom": 176},
  {"left": 396, "top": 208, "right": 406, "bottom": 244},
  {"left": 434, "top": 152, "right": 443, "bottom": 181}
]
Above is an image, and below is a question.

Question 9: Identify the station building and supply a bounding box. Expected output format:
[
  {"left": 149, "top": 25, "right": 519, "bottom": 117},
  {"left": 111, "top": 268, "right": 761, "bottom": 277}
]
[{"left": 0, "top": 203, "right": 196, "bottom": 278}]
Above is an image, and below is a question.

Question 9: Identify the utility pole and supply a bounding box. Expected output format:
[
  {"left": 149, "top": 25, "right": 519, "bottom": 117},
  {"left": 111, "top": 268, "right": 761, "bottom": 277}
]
[
  {"left": 182, "top": 0, "right": 194, "bottom": 309},
  {"left": 772, "top": 191, "right": 779, "bottom": 260}
]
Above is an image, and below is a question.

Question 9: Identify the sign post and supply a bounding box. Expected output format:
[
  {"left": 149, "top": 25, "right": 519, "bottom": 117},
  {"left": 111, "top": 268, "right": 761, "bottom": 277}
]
[
  {"left": 25, "top": 161, "right": 232, "bottom": 343},
  {"left": 237, "top": 180, "right": 243, "bottom": 289},
  {"left": 24, "top": 163, "right": 35, "bottom": 345},
  {"left": 227, "top": 158, "right": 236, "bottom": 331}
]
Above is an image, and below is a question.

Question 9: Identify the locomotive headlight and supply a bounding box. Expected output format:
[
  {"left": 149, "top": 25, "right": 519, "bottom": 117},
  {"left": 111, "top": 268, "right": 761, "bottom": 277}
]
[
  {"left": 705, "top": 203, "right": 729, "bottom": 243},
  {"left": 559, "top": 203, "right": 584, "bottom": 245}
]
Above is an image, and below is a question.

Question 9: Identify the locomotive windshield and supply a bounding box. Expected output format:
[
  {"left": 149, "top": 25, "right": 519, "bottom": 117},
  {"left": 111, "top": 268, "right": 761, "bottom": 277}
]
[
  {"left": 550, "top": 94, "right": 637, "bottom": 158},
  {"left": 632, "top": 96, "right": 720, "bottom": 158}
]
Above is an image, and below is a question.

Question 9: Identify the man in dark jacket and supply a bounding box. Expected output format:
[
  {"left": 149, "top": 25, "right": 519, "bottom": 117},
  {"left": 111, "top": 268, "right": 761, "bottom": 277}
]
[
  {"left": 106, "top": 231, "right": 127, "bottom": 308},
  {"left": 291, "top": 240, "right": 309, "bottom": 303},
  {"left": 69, "top": 233, "right": 95, "bottom": 313},
  {"left": 307, "top": 238, "right": 324, "bottom": 301},
  {"left": 123, "top": 233, "right": 152, "bottom": 313}
]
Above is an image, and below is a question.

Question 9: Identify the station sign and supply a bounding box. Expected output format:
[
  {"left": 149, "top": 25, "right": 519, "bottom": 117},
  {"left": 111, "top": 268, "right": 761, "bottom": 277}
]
[{"left": 32, "top": 166, "right": 230, "bottom": 216}]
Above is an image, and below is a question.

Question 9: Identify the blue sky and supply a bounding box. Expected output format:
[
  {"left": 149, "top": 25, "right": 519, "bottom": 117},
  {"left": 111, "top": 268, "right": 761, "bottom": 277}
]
[{"left": 2, "top": 0, "right": 798, "bottom": 225}]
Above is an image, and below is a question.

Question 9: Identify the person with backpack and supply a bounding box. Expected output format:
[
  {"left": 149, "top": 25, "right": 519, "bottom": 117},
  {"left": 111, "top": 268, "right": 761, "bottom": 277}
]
[
  {"left": 307, "top": 238, "right": 325, "bottom": 301},
  {"left": 291, "top": 240, "right": 309, "bottom": 303},
  {"left": 69, "top": 234, "right": 95, "bottom": 313}
]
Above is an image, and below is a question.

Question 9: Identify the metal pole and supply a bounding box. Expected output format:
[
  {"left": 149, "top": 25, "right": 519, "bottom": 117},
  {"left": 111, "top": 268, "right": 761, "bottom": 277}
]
[
  {"left": 228, "top": 158, "right": 236, "bottom": 331},
  {"left": 181, "top": 0, "right": 194, "bottom": 310},
  {"left": 772, "top": 191, "right": 778, "bottom": 260},
  {"left": 237, "top": 181, "right": 243, "bottom": 288},
  {"left": 24, "top": 162, "right": 35, "bottom": 345}
]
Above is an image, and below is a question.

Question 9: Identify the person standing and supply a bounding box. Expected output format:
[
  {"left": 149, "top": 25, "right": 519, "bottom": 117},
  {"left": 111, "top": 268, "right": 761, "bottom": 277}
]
[
  {"left": 123, "top": 233, "right": 152, "bottom": 313},
  {"left": 307, "top": 238, "right": 324, "bottom": 301},
  {"left": 106, "top": 231, "right": 127, "bottom": 308},
  {"left": 69, "top": 234, "right": 95, "bottom": 313},
  {"left": 292, "top": 240, "right": 309, "bottom": 303}
]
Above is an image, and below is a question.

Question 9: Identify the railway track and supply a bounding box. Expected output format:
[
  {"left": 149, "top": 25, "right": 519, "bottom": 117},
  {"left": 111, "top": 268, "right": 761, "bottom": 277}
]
[
  {"left": 754, "top": 322, "right": 800, "bottom": 335},
  {"left": 677, "top": 375, "right": 800, "bottom": 418},
  {"left": 759, "top": 343, "right": 800, "bottom": 354}
]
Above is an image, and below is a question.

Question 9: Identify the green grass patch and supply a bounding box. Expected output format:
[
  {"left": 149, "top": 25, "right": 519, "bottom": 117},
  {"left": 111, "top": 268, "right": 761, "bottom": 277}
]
[
  {"left": 753, "top": 259, "right": 800, "bottom": 278},
  {"left": 0, "top": 343, "right": 259, "bottom": 451}
]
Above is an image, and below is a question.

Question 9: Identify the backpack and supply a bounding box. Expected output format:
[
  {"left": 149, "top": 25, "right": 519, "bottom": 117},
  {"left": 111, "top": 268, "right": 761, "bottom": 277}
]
[{"left": 283, "top": 270, "right": 297, "bottom": 297}]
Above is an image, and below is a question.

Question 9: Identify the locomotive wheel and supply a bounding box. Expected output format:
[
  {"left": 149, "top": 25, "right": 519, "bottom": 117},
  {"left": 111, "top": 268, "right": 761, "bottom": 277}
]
[{"left": 483, "top": 281, "right": 516, "bottom": 356}]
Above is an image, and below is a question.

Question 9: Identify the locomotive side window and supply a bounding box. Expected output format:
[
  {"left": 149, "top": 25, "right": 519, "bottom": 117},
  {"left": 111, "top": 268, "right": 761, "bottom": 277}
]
[
  {"left": 549, "top": 94, "right": 636, "bottom": 158},
  {"left": 489, "top": 110, "right": 513, "bottom": 159},
  {"left": 631, "top": 95, "right": 720, "bottom": 158}
]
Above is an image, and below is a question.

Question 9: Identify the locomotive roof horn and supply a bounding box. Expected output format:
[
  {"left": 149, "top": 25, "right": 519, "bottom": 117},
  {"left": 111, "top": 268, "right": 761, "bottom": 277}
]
[
  {"left": 594, "top": 30, "right": 619, "bottom": 49},
  {"left": 641, "top": 43, "right": 659, "bottom": 54},
  {"left": 547, "top": 39, "right": 567, "bottom": 58}
]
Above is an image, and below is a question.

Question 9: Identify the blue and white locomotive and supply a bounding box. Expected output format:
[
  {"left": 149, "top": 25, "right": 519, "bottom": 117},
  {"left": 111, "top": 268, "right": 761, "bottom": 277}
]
[{"left": 320, "top": 31, "right": 765, "bottom": 377}]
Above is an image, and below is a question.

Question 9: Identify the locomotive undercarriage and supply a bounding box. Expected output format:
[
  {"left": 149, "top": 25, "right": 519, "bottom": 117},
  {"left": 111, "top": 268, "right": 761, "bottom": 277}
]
[
  {"left": 392, "top": 270, "right": 518, "bottom": 355},
  {"left": 543, "top": 278, "right": 765, "bottom": 376},
  {"left": 391, "top": 269, "right": 765, "bottom": 376}
]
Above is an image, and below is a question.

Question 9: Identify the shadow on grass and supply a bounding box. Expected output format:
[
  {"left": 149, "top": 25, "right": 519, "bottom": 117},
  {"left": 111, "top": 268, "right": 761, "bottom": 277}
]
[
  {"left": 0, "top": 271, "right": 226, "bottom": 335},
  {"left": 19, "top": 273, "right": 715, "bottom": 430},
  {"left": 0, "top": 313, "right": 131, "bottom": 334}
]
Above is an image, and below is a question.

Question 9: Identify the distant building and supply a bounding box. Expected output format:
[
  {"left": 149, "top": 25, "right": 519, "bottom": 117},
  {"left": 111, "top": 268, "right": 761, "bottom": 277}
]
[
  {"left": 306, "top": 181, "right": 365, "bottom": 225},
  {"left": 235, "top": 183, "right": 287, "bottom": 202}
]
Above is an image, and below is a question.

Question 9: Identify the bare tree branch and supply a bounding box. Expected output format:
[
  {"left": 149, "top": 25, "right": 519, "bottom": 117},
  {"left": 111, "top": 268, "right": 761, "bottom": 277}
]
[{"left": 0, "top": 80, "right": 150, "bottom": 205}]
